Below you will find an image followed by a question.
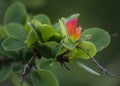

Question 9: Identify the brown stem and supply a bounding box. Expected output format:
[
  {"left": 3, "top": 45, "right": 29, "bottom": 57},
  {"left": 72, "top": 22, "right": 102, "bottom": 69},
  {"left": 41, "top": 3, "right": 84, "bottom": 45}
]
[
  {"left": 77, "top": 46, "right": 115, "bottom": 77},
  {"left": 20, "top": 53, "right": 37, "bottom": 86},
  {"left": 57, "top": 50, "right": 70, "bottom": 71}
]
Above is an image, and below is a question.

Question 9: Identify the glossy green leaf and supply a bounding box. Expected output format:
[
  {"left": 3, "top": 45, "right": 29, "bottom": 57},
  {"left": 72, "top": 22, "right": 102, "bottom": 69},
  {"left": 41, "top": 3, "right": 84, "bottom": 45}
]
[
  {"left": 0, "top": 39, "right": 17, "bottom": 58},
  {"left": 4, "top": 2, "right": 27, "bottom": 24},
  {"left": 2, "top": 38, "right": 25, "bottom": 51},
  {"left": 77, "top": 62, "right": 100, "bottom": 76},
  {"left": 5, "top": 23, "right": 27, "bottom": 41},
  {"left": 35, "top": 41, "right": 57, "bottom": 58},
  {"left": 34, "top": 42, "right": 53, "bottom": 58},
  {"left": 0, "top": 63, "right": 12, "bottom": 81},
  {"left": 72, "top": 41, "right": 96, "bottom": 59},
  {"left": 11, "top": 72, "right": 28, "bottom": 86},
  {"left": 25, "top": 30, "right": 37, "bottom": 47},
  {"left": 32, "top": 20, "right": 55, "bottom": 42},
  {"left": 36, "top": 58, "right": 54, "bottom": 70},
  {"left": 44, "top": 41, "right": 58, "bottom": 51},
  {"left": 31, "top": 70, "right": 59, "bottom": 86},
  {"left": 54, "top": 42, "right": 63, "bottom": 57},
  {"left": 63, "top": 37, "right": 76, "bottom": 51},
  {"left": 53, "top": 22, "right": 60, "bottom": 31},
  {"left": 59, "top": 19, "right": 67, "bottom": 37},
  {"left": 0, "top": 26, "right": 7, "bottom": 38},
  {"left": 33, "top": 14, "right": 51, "bottom": 24},
  {"left": 81, "top": 28, "right": 111, "bottom": 52},
  {"left": 38, "top": 41, "right": 57, "bottom": 58}
]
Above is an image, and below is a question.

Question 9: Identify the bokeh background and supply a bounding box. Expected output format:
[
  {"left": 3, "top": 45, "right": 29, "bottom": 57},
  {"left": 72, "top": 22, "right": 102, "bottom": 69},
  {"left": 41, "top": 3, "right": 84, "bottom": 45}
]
[{"left": 0, "top": 0, "right": 120, "bottom": 86}]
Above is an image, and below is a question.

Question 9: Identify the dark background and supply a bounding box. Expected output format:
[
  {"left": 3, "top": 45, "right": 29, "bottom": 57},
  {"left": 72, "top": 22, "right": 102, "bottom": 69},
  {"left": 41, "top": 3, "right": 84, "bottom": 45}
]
[{"left": 0, "top": 0, "right": 120, "bottom": 86}]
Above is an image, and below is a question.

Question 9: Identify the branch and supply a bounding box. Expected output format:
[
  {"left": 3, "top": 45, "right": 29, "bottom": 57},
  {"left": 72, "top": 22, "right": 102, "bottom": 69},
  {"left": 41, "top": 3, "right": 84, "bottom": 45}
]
[
  {"left": 57, "top": 50, "right": 70, "bottom": 71},
  {"left": 78, "top": 46, "right": 115, "bottom": 77},
  {"left": 20, "top": 53, "right": 37, "bottom": 86}
]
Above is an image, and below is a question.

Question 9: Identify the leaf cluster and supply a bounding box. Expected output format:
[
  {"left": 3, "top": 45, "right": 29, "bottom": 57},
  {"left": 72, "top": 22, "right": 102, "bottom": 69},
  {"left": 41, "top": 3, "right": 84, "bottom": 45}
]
[{"left": 0, "top": 2, "right": 111, "bottom": 86}]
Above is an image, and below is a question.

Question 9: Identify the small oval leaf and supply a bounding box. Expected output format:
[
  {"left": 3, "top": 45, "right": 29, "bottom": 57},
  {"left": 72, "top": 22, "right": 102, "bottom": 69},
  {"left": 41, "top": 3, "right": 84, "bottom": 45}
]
[
  {"left": 71, "top": 41, "right": 96, "bottom": 59},
  {"left": 2, "top": 38, "right": 25, "bottom": 51},
  {"left": 31, "top": 70, "right": 59, "bottom": 86},
  {"left": 32, "top": 20, "right": 55, "bottom": 42},
  {"left": 81, "top": 28, "right": 111, "bottom": 52},
  {"left": 4, "top": 2, "right": 27, "bottom": 24},
  {"left": 5, "top": 23, "right": 27, "bottom": 41},
  {"left": 33, "top": 14, "right": 51, "bottom": 24}
]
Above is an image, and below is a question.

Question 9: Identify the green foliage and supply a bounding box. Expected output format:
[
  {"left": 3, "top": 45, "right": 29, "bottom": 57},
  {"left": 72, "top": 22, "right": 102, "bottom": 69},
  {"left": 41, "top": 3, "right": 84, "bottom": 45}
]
[
  {"left": 25, "top": 30, "right": 37, "bottom": 47},
  {"left": 4, "top": 2, "right": 27, "bottom": 24},
  {"left": 38, "top": 59, "right": 54, "bottom": 70},
  {"left": 2, "top": 38, "right": 25, "bottom": 51},
  {"left": 59, "top": 19, "right": 67, "bottom": 37},
  {"left": 32, "top": 20, "right": 55, "bottom": 42},
  {"left": 62, "top": 37, "right": 76, "bottom": 51},
  {"left": 33, "top": 14, "right": 51, "bottom": 24},
  {"left": 0, "top": 63, "right": 12, "bottom": 81},
  {"left": 71, "top": 41, "right": 96, "bottom": 59},
  {"left": 0, "top": 26, "right": 7, "bottom": 38},
  {"left": 34, "top": 43, "right": 53, "bottom": 58},
  {"left": 0, "top": 2, "right": 112, "bottom": 86},
  {"left": 81, "top": 28, "right": 111, "bottom": 52},
  {"left": 11, "top": 72, "right": 28, "bottom": 86},
  {"left": 31, "top": 70, "right": 59, "bottom": 86},
  {"left": 4, "top": 23, "right": 27, "bottom": 41}
]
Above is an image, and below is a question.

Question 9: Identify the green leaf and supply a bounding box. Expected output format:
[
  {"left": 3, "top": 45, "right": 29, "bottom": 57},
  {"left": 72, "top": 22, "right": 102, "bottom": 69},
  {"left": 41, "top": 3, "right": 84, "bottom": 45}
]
[
  {"left": 38, "top": 24, "right": 55, "bottom": 42},
  {"left": 0, "top": 39, "right": 17, "bottom": 58},
  {"left": 32, "top": 20, "right": 55, "bottom": 42},
  {"left": 77, "top": 62, "right": 100, "bottom": 76},
  {"left": 53, "top": 22, "right": 60, "bottom": 31},
  {"left": 35, "top": 58, "right": 54, "bottom": 70},
  {"left": 72, "top": 41, "right": 96, "bottom": 59},
  {"left": 54, "top": 42, "right": 63, "bottom": 58},
  {"left": 49, "top": 32, "right": 63, "bottom": 42},
  {"left": 34, "top": 42, "right": 54, "bottom": 58},
  {"left": 11, "top": 72, "right": 28, "bottom": 86},
  {"left": 0, "top": 63, "right": 12, "bottom": 81},
  {"left": 33, "top": 14, "right": 51, "bottom": 24},
  {"left": 44, "top": 41, "right": 58, "bottom": 51},
  {"left": 2, "top": 38, "right": 25, "bottom": 51},
  {"left": 5, "top": 23, "right": 27, "bottom": 41},
  {"left": 62, "top": 37, "right": 76, "bottom": 51},
  {"left": 59, "top": 19, "right": 67, "bottom": 37},
  {"left": 35, "top": 41, "right": 58, "bottom": 58},
  {"left": 0, "top": 26, "right": 7, "bottom": 38},
  {"left": 31, "top": 70, "right": 59, "bottom": 86},
  {"left": 81, "top": 28, "right": 111, "bottom": 52},
  {"left": 25, "top": 30, "right": 37, "bottom": 47},
  {"left": 4, "top": 2, "right": 27, "bottom": 24}
]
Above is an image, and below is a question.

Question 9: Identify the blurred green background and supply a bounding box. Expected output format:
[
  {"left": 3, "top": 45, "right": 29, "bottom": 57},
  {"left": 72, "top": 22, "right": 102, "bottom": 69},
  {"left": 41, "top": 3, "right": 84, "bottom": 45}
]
[{"left": 0, "top": 0, "right": 120, "bottom": 86}]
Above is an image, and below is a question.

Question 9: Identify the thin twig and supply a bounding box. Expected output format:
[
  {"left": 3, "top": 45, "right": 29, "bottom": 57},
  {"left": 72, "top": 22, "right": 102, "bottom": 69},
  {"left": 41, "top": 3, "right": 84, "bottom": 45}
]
[
  {"left": 77, "top": 46, "right": 115, "bottom": 77},
  {"left": 20, "top": 53, "right": 37, "bottom": 86}
]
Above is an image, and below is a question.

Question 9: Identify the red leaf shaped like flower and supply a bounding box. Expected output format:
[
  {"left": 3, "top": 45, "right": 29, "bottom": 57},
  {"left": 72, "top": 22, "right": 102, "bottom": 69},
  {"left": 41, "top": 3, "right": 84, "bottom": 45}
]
[{"left": 66, "top": 18, "right": 81, "bottom": 41}]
